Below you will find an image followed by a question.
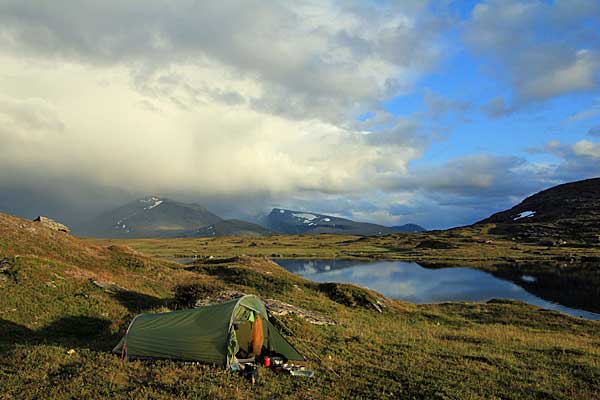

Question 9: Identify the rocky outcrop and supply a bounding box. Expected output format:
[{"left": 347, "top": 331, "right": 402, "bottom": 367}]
[
  {"left": 193, "top": 289, "right": 336, "bottom": 325},
  {"left": 264, "top": 298, "right": 336, "bottom": 325},
  {"left": 33, "top": 216, "right": 70, "bottom": 233}
]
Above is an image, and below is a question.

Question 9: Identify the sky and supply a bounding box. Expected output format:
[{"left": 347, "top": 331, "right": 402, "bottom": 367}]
[{"left": 0, "top": 0, "right": 599, "bottom": 229}]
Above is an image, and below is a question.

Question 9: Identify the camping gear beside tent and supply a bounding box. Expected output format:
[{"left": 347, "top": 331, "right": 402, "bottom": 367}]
[{"left": 113, "top": 294, "right": 303, "bottom": 367}]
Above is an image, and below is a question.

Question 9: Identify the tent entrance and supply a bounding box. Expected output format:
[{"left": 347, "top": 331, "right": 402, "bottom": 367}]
[
  {"left": 232, "top": 310, "right": 264, "bottom": 358},
  {"left": 235, "top": 321, "right": 253, "bottom": 354}
]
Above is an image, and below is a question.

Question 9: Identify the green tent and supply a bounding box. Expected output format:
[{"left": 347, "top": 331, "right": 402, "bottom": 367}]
[{"left": 113, "top": 295, "right": 304, "bottom": 366}]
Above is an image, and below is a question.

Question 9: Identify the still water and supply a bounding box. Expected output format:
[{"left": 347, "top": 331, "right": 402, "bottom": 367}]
[{"left": 276, "top": 259, "right": 600, "bottom": 320}]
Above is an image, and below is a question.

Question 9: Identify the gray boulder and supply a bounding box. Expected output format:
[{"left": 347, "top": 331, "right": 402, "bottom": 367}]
[{"left": 33, "top": 216, "right": 70, "bottom": 233}]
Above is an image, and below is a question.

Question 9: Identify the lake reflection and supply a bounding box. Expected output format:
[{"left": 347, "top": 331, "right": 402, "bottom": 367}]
[{"left": 276, "top": 259, "right": 600, "bottom": 320}]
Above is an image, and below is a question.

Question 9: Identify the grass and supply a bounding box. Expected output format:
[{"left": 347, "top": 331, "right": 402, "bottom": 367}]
[
  {"left": 90, "top": 226, "right": 600, "bottom": 313},
  {"left": 87, "top": 223, "right": 600, "bottom": 267},
  {"left": 2, "top": 212, "right": 600, "bottom": 399}
]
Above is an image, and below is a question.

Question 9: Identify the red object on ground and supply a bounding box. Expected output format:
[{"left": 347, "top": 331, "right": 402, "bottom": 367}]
[{"left": 264, "top": 356, "right": 271, "bottom": 367}]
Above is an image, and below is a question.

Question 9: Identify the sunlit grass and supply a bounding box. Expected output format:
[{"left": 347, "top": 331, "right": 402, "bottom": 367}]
[{"left": 2, "top": 213, "right": 599, "bottom": 399}]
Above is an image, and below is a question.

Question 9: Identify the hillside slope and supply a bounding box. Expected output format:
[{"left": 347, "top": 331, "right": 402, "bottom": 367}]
[
  {"left": 1, "top": 212, "right": 599, "bottom": 399},
  {"left": 477, "top": 177, "right": 600, "bottom": 245},
  {"left": 184, "top": 219, "right": 273, "bottom": 237},
  {"left": 76, "top": 196, "right": 222, "bottom": 238}
]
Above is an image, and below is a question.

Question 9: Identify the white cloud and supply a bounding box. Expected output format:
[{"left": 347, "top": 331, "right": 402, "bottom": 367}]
[
  {"left": 531, "top": 139, "right": 600, "bottom": 180},
  {"left": 573, "top": 140, "right": 600, "bottom": 158},
  {"left": 566, "top": 100, "right": 600, "bottom": 123},
  {"left": 0, "top": 1, "right": 447, "bottom": 209},
  {"left": 465, "top": 0, "right": 600, "bottom": 106},
  {"left": 0, "top": 0, "right": 445, "bottom": 124}
]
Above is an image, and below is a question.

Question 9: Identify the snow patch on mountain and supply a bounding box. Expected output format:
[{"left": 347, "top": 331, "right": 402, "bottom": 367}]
[
  {"left": 145, "top": 200, "right": 163, "bottom": 210},
  {"left": 513, "top": 211, "right": 536, "bottom": 221},
  {"left": 292, "top": 213, "right": 317, "bottom": 221}
]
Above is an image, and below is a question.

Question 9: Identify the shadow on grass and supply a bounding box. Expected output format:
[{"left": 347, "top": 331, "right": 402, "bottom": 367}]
[
  {"left": 0, "top": 316, "right": 121, "bottom": 351},
  {"left": 110, "top": 289, "right": 167, "bottom": 313},
  {"left": 0, "top": 287, "right": 171, "bottom": 354},
  {"left": 0, "top": 316, "right": 121, "bottom": 353}
]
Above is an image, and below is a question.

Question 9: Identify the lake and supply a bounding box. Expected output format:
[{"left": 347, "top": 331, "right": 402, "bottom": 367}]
[{"left": 275, "top": 259, "right": 600, "bottom": 320}]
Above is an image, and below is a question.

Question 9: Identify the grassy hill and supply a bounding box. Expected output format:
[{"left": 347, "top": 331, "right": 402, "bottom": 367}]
[
  {"left": 1, "top": 212, "right": 600, "bottom": 399},
  {"left": 477, "top": 177, "right": 600, "bottom": 246}
]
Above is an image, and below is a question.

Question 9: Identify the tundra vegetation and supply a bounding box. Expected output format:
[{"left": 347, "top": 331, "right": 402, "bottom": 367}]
[{"left": 2, "top": 213, "right": 599, "bottom": 399}]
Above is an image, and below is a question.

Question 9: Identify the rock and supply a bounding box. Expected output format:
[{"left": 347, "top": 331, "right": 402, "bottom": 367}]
[
  {"left": 90, "top": 279, "right": 126, "bottom": 294},
  {"left": 194, "top": 289, "right": 245, "bottom": 307},
  {"left": 193, "top": 290, "right": 336, "bottom": 325},
  {"left": 265, "top": 298, "right": 336, "bottom": 325},
  {"left": 33, "top": 216, "right": 70, "bottom": 233}
]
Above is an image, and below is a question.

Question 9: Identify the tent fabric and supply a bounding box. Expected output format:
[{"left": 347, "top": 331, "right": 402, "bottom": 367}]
[
  {"left": 262, "top": 317, "right": 304, "bottom": 361},
  {"left": 113, "top": 294, "right": 304, "bottom": 366},
  {"left": 251, "top": 315, "right": 264, "bottom": 355}
]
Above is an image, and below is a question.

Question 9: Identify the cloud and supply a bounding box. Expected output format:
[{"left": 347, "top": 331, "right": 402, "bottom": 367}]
[
  {"left": 423, "top": 88, "right": 470, "bottom": 119},
  {"left": 465, "top": 0, "right": 600, "bottom": 106},
  {"left": 384, "top": 154, "right": 543, "bottom": 197},
  {"left": 482, "top": 96, "right": 514, "bottom": 118},
  {"left": 0, "top": 1, "right": 597, "bottom": 232},
  {"left": 0, "top": 1, "right": 449, "bottom": 223},
  {"left": 530, "top": 139, "right": 600, "bottom": 181},
  {"left": 566, "top": 100, "right": 600, "bottom": 123},
  {"left": 0, "top": 95, "right": 64, "bottom": 141},
  {"left": 0, "top": 0, "right": 446, "bottom": 124}
]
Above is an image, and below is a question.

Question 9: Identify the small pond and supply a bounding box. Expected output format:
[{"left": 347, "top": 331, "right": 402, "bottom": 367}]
[{"left": 276, "top": 259, "right": 600, "bottom": 321}]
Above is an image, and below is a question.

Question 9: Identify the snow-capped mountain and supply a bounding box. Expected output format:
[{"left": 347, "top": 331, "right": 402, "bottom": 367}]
[
  {"left": 262, "top": 208, "right": 399, "bottom": 236},
  {"left": 77, "top": 196, "right": 222, "bottom": 238}
]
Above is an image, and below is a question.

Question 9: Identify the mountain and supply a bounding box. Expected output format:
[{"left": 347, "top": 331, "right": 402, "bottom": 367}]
[
  {"left": 476, "top": 177, "right": 600, "bottom": 245},
  {"left": 263, "top": 208, "right": 398, "bottom": 236},
  {"left": 390, "top": 224, "right": 426, "bottom": 233},
  {"left": 76, "top": 196, "right": 222, "bottom": 238},
  {"left": 183, "top": 219, "right": 273, "bottom": 237}
]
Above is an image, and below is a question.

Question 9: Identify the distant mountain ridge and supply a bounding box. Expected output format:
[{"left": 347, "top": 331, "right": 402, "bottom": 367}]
[
  {"left": 77, "top": 196, "right": 222, "bottom": 238},
  {"left": 76, "top": 198, "right": 425, "bottom": 238},
  {"left": 476, "top": 177, "right": 600, "bottom": 245},
  {"left": 391, "top": 224, "right": 426, "bottom": 233},
  {"left": 262, "top": 208, "right": 409, "bottom": 236}
]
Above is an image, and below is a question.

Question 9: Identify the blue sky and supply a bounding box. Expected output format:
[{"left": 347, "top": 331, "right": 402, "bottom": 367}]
[
  {"left": 0, "top": 0, "right": 598, "bottom": 229},
  {"left": 385, "top": 1, "right": 599, "bottom": 165}
]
